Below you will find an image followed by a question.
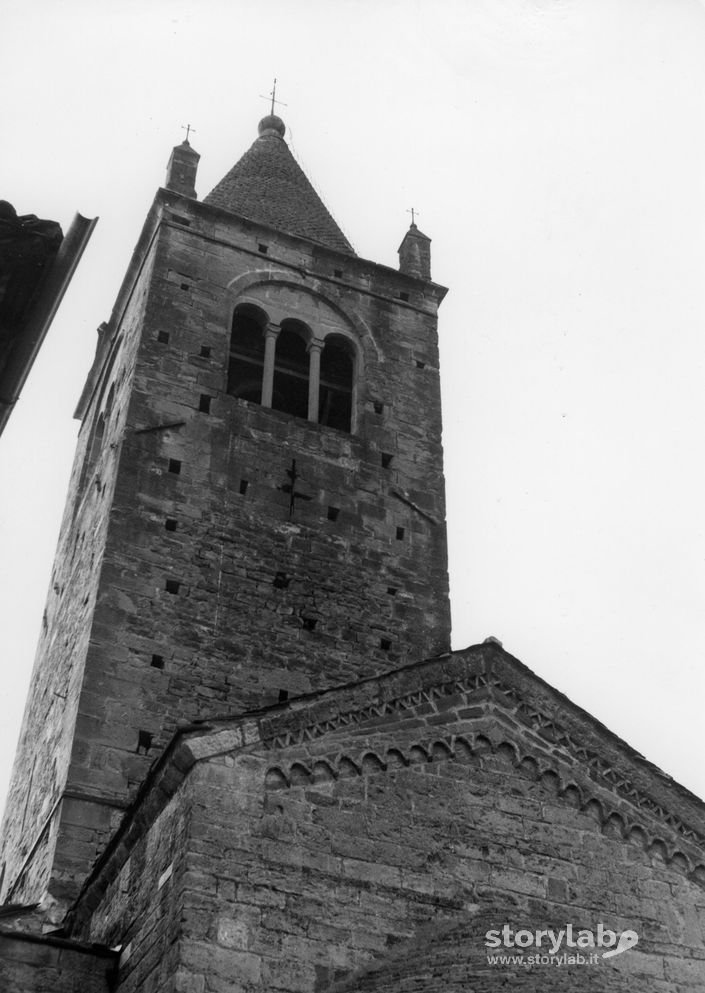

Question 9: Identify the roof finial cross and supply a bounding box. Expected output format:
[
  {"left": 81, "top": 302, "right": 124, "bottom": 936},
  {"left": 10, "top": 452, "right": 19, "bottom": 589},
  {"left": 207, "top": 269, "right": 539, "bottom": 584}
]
[
  {"left": 260, "top": 78, "right": 287, "bottom": 116},
  {"left": 181, "top": 123, "right": 196, "bottom": 143},
  {"left": 407, "top": 207, "right": 419, "bottom": 227}
]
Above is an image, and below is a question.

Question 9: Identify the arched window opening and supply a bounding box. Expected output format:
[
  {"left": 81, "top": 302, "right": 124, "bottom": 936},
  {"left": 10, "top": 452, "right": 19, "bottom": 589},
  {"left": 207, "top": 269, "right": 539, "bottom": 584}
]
[
  {"left": 319, "top": 337, "right": 354, "bottom": 432},
  {"left": 228, "top": 305, "right": 267, "bottom": 401},
  {"left": 272, "top": 320, "right": 310, "bottom": 419}
]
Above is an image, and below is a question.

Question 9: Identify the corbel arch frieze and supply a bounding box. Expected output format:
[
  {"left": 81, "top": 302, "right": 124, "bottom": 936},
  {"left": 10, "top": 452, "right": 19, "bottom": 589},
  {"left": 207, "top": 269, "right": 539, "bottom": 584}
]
[{"left": 262, "top": 727, "right": 705, "bottom": 891}]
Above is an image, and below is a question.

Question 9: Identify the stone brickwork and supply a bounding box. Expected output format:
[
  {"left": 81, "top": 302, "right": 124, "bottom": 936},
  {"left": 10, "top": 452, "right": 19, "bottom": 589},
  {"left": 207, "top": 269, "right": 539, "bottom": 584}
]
[
  {"left": 0, "top": 253, "right": 153, "bottom": 907},
  {"left": 1, "top": 159, "right": 450, "bottom": 907},
  {"left": 67, "top": 645, "right": 705, "bottom": 993},
  {"left": 5, "top": 120, "right": 704, "bottom": 993},
  {"left": 0, "top": 930, "right": 117, "bottom": 993}
]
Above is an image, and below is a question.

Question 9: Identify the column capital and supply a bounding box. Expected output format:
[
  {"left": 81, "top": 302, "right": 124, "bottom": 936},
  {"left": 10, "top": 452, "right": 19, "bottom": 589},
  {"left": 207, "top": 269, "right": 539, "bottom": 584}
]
[{"left": 307, "top": 337, "right": 324, "bottom": 353}]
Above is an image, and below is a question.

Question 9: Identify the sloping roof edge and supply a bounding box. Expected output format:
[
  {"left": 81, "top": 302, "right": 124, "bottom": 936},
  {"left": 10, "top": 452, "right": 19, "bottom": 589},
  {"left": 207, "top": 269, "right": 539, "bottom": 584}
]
[{"left": 64, "top": 641, "right": 705, "bottom": 936}]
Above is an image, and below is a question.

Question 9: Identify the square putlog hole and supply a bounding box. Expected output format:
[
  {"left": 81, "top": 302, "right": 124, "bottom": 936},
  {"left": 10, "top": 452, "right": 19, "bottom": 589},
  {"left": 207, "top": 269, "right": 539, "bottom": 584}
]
[
  {"left": 136, "top": 730, "right": 154, "bottom": 754},
  {"left": 151, "top": 654, "right": 165, "bottom": 669},
  {"left": 199, "top": 394, "right": 211, "bottom": 414},
  {"left": 168, "top": 458, "right": 181, "bottom": 475},
  {"left": 327, "top": 506, "right": 340, "bottom": 521},
  {"left": 157, "top": 330, "right": 170, "bottom": 344},
  {"left": 165, "top": 579, "right": 181, "bottom": 595}
]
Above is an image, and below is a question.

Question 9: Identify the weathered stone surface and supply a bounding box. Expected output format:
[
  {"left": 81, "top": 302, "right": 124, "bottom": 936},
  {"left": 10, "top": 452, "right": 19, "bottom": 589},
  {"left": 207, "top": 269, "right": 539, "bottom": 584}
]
[
  {"left": 0, "top": 930, "right": 117, "bottom": 993},
  {"left": 3, "top": 117, "right": 704, "bottom": 993},
  {"left": 60, "top": 645, "right": 705, "bottom": 992},
  {"left": 1, "top": 175, "right": 450, "bottom": 907}
]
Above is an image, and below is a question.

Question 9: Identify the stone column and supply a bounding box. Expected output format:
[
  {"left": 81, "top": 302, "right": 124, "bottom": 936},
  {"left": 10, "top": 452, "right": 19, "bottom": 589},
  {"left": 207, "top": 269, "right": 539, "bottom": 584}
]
[
  {"left": 261, "top": 324, "right": 279, "bottom": 407},
  {"left": 307, "top": 339, "right": 324, "bottom": 422}
]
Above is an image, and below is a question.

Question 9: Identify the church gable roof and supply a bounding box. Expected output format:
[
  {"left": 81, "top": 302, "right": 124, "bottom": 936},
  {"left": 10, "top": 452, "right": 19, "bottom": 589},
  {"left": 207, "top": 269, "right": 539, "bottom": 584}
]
[
  {"left": 66, "top": 642, "right": 705, "bottom": 938},
  {"left": 64, "top": 643, "right": 705, "bottom": 990},
  {"left": 203, "top": 115, "right": 355, "bottom": 256}
]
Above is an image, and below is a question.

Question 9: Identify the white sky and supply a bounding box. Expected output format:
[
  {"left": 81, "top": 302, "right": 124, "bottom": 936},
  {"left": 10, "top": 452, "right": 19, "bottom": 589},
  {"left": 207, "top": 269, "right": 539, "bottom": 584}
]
[{"left": 2, "top": 0, "right": 705, "bottom": 818}]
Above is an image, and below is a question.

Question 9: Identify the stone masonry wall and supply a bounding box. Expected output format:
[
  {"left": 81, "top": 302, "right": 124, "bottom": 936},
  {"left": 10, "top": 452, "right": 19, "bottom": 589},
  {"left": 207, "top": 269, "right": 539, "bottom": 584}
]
[
  {"left": 76, "top": 646, "right": 705, "bottom": 992},
  {"left": 0, "top": 249, "right": 154, "bottom": 906},
  {"left": 82, "top": 746, "right": 705, "bottom": 992},
  {"left": 48, "top": 192, "right": 451, "bottom": 897},
  {"left": 175, "top": 748, "right": 703, "bottom": 991},
  {"left": 0, "top": 931, "right": 117, "bottom": 993},
  {"left": 83, "top": 788, "right": 190, "bottom": 993}
]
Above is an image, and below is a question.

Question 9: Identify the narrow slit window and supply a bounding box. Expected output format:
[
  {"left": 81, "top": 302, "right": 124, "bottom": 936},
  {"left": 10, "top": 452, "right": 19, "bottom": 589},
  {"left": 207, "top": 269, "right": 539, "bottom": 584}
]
[
  {"left": 199, "top": 394, "right": 211, "bottom": 414},
  {"left": 239, "top": 479, "right": 249, "bottom": 495},
  {"left": 396, "top": 526, "right": 405, "bottom": 540}
]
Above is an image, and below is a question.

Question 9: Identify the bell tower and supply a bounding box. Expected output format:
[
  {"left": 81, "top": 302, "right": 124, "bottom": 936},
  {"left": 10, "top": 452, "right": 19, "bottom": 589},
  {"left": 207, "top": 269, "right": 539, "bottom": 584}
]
[{"left": 0, "top": 114, "right": 450, "bottom": 910}]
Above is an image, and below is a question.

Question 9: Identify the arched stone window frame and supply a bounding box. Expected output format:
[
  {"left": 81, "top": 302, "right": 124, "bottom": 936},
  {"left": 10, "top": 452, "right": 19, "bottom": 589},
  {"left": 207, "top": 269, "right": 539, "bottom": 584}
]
[{"left": 225, "top": 277, "right": 365, "bottom": 434}]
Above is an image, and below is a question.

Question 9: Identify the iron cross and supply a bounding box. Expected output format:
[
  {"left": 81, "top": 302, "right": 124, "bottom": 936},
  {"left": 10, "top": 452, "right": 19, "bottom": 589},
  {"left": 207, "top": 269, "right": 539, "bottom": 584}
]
[
  {"left": 407, "top": 207, "right": 420, "bottom": 226},
  {"left": 181, "top": 123, "right": 196, "bottom": 142},
  {"left": 279, "top": 459, "right": 312, "bottom": 518},
  {"left": 260, "top": 78, "right": 287, "bottom": 116}
]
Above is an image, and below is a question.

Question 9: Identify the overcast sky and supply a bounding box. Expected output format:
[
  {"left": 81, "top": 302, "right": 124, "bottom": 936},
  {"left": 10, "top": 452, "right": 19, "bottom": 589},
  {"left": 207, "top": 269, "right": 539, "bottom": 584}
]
[{"left": 3, "top": 0, "right": 705, "bottom": 817}]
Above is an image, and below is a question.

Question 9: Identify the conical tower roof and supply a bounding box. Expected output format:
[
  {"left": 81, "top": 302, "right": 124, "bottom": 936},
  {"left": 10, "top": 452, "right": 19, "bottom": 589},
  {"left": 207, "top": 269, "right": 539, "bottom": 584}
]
[{"left": 204, "top": 115, "right": 354, "bottom": 255}]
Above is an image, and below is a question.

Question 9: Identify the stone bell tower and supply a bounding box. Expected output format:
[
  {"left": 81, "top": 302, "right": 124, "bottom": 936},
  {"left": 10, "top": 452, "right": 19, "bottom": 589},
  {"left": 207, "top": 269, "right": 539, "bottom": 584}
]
[{"left": 0, "top": 114, "right": 450, "bottom": 911}]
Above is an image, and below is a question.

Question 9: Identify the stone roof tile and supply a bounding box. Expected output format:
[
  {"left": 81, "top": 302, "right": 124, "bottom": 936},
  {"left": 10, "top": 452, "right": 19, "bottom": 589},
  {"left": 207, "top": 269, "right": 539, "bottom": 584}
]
[{"left": 204, "top": 117, "right": 354, "bottom": 255}]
